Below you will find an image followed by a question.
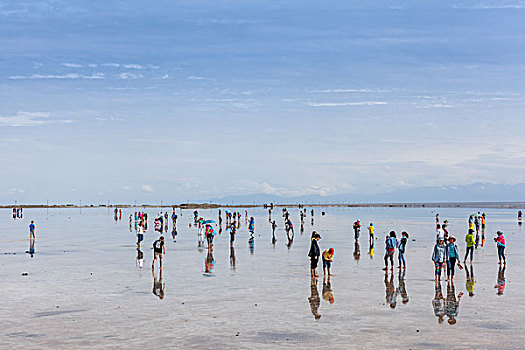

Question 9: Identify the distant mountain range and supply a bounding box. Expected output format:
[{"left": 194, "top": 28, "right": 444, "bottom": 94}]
[{"left": 212, "top": 183, "right": 525, "bottom": 205}]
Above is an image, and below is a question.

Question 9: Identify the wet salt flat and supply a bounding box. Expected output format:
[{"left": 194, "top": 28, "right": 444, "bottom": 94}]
[{"left": 1, "top": 207, "right": 524, "bottom": 349}]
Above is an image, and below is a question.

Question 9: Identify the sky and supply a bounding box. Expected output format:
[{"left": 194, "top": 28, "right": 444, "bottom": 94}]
[{"left": 1, "top": 0, "right": 525, "bottom": 204}]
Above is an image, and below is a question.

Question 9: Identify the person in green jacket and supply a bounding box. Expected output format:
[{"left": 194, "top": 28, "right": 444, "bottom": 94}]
[{"left": 464, "top": 229, "right": 475, "bottom": 265}]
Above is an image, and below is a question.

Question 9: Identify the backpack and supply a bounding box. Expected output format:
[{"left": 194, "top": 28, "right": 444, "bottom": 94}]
[{"left": 386, "top": 237, "right": 395, "bottom": 249}]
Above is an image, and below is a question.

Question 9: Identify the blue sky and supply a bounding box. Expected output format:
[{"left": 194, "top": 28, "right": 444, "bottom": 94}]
[{"left": 1, "top": 1, "right": 524, "bottom": 203}]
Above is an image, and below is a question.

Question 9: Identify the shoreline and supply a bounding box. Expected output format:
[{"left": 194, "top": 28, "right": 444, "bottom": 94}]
[{"left": 2, "top": 201, "right": 524, "bottom": 209}]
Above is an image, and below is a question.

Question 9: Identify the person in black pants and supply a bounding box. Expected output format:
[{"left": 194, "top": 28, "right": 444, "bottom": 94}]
[{"left": 308, "top": 232, "right": 321, "bottom": 278}]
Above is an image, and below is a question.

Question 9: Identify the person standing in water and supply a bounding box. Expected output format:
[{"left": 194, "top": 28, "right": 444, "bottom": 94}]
[
  {"left": 481, "top": 213, "right": 486, "bottom": 247},
  {"left": 29, "top": 220, "right": 36, "bottom": 240},
  {"left": 494, "top": 231, "right": 506, "bottom": 265},
  {"left": 322, "top": 248, "right": 334, "bottom": 276},
  {"left": 398, "top": 231, "right": 408, "bottom": 269},
  {"left": 432, "top": 238, "right": 446, "bottom": 282},
  {"left": 353, "top": 220, "right": 361, "bottom": 241},
  {"left": 308, "top": 232, "right": 321, "bottom": 278},
  {"left": 271, "top": 220, "right": 277, "bottom": 244},
  {"left": 383, "top": 231, "right": 397, "bottom": 271},
  {"left": 368, "top": 223, "right": 374, "bottom": 245},
  {"left": 152, "top": 236, "right": 165, "bottom": 270},
  {"left": 445, "top": 236, "right": 462, "bottom": 282},
  {"left": 464, "top": 229, "right": 475, "bottom": 265}
]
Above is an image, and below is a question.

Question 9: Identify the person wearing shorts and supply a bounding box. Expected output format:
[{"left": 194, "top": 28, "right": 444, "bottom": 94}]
[
  {"left": 322, "top": 248, "right": 334, "bottom": 276},
  {"left": 152, "top": 236, "right": 165, "bottom": 270}
]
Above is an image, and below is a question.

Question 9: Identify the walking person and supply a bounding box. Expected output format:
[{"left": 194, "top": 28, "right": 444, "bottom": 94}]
[
  {"left": 445, "top": 236, "right": 462, "bottom": 282},
  {"left": 432, "top": 238, "right": 446, "bottom": 281},
  {"left": 494, "top": 231, "right": 506, "bottom": 265},
  {"left": 382, "top": 231, "right": 397, "bottom": 271},
  {"left": 308, "top": 232, "right": 321, "bottom": 278},
  {"left": 464, "top": 229, "right": 475, "bottom": 265}
]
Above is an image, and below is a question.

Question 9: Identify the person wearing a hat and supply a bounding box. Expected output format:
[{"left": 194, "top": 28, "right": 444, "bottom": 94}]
[
  {"left": 308, "top": 231, "right": 321, "bottom": 278},
  {"left": 432, "top": 237, "right": 446, "bottom": 281},
  {"left": 445, "top": 236, "right": 462, "bottom": 282}
]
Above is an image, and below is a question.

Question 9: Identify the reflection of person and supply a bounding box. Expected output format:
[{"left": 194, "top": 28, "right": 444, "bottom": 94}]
[
  {"left": 495, "top": 265, "right": 506, "bottom": 295},
  {"left": 230, "top": 246, "right": 236, "bottom": 270},
  {"left": 26, "top": 237, "right": 35, "bottom": 258},
  {"left": 398, "top": 270, "right": 409, "bottom": 304},
  {"left": 432, "top": 281, "right": 445, "bottom": 324},
  {"left": 368, "top": 241, "right": 375, "bottom": 259},
  {"left": 152, "top": 236, "right": 165, "bottom": 270},
  {"left": 152, "top": 268, "right": 165, "bottom": 300},
  {"left": 384, "top": 270, "right": 397, "bottom": 308},
  {"left": 136, "top": 248, "right": 144, "bottom": 268},
  {"left": 353, "top": 241, "right": 361, "bottom": 261},
  {"left": 465, "top": 265, "right": 475, "bottom": 297},
  {"left": 445, "top": 281, "right": 463, "bottom": 325},
  {"left": 308, "top": 278, "right": 321, "bottom": 319},
  {"left": 205, "top": 250, "right": 215, "bottom": 274},
  {"left": 322, "top": 276, "right": 334, "bottom": 304}
]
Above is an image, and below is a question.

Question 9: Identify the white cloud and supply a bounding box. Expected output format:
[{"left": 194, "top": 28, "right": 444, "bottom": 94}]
[
  {"left": 9, "top": 73, "right": 105, "bottom": 80},
  {"left": 122, "top": 185, "right": 132, "bottom": 190},
  {"left": 7, "top": 188, "right": 25, "bottom": 195},
  {"left": 311, "top": 88, "right": 389, "bottom": 93},
  {"left": 123, "top": 64, "right": 144, "bottom": 69},
  {"left": 101, "top": 63, "right": 120, "bottom": 67},
  {"left": 0, "top": 112, "right": 73, "bottom": 127},
  {"left": 187, "top": 75, "right": 216, "bottom": 81},
  {"left": 62, "top": 63, "right": 83, "bottom": 68},
  {"left": 161, "top": 74, "right": 169, "bottom": 79},
  {"left": 119, "top": 72, "right": 143, "bottom": 79},
  {"left": 308, "top": 101, "right": 388, "bottom": 107},
  {"left": 142, "top": 185, "right": 154, "bottom": 192}
]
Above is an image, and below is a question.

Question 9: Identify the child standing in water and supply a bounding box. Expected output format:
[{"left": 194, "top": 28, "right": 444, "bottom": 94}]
[
  {"left": 432, "top": 239, "right": 446, "bottom": 281},
  {"left": 322, "top": 248, "right": 334, "bottom": 276},
  {"left": 398, "top": 231, "right": 408, "bottom": 269},
  {"left": 494, "top": 231, "right": 506, "bottom": 265}
]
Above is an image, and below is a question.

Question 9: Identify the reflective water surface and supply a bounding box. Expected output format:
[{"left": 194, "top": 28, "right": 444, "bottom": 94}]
[{"left": 1, "top": 207, "right": 523, "bottom": 348}]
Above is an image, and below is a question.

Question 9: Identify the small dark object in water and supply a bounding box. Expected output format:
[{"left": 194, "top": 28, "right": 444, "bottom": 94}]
[
  {"left": 22, "top": 272, "right": 28, "bottom": 276},
  {"left": 255, "top": 304, "right": 257, "bottom": 307},
  {"left": 56, "top": 306, "right": 59, "bottom": 308},
  {"left": 416, "top": 330, "right": 419, "bottom": 332},
  {"left": 235, "top": 332, "right": 240, "bottom": 337},
  {"left": 182, "top": 302, "right": 185, "bottom": 305},
  {"left": 322, "top": 212, "right": 325, "bottom": 216}
]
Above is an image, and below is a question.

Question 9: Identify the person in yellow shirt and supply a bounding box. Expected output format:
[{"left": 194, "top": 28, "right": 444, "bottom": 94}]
[
  {"left": 322, "top": 248, "right": 334, "bottom": 276},
  {"left": 368, "top": 223, "right": 375, "bottom": 245}
]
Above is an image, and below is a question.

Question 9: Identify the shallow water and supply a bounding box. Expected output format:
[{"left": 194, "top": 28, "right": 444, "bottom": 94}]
[{"left": 1, "top": 207, "right": 523, "bottom": 349}]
